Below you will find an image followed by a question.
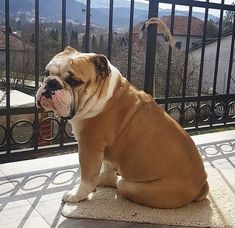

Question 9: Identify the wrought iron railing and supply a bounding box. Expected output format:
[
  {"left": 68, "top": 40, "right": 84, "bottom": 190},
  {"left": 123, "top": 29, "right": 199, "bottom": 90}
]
[{"left": 0, "top": 0, "right": 235, "bottom": 163}]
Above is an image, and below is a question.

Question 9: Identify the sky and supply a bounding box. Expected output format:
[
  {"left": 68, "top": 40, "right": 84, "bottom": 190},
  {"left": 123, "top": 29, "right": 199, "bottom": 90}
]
[{"left": 134, "top": 0, "right": 235, "bottom": 16}]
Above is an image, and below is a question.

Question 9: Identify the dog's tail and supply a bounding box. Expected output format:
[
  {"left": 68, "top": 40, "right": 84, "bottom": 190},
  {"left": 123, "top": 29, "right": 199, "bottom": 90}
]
[{"left": 139, "top": 17, "right": 176, "bottom": 48}]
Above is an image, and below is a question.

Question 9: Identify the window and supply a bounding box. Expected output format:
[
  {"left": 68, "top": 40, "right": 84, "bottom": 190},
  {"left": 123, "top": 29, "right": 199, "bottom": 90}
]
[{"left": 175, "top": 41, "right": 182, "bottom": 49}]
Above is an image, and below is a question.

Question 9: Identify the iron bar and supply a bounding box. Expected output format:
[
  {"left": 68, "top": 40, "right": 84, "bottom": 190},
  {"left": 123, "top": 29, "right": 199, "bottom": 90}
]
[
  {"left": 212, "top": 3, "right": 224, "bottom": 96},
  {"left": 156, "top": 94, "right": 235, "bottom": 104},
  {"left": 211, "top": 0, "right": 224, "bottom": 126},
  {"left": 0, "top": 107, "right": 38, "bottom": 116},
  {"left": 144, "top": 0, "right": 158, "bottom": 95},
  {"left": 61, "top": 0, "right": 66, "bottom": 50},
  {"left": 154, "top": 0, "right": 235, "bottom": 11},
  {"left": 224, "top": 13, "right": 235, "bottom": 124},
  {"left": 5, "top": 0, "right": 10, "bottom": 154},
  {"left": 85, "top": 0, "right": 91, "bottom": 52},
  {"left": 127, "top": 0, "right": 135, "bottom": 82},
  {"left": 108, "top": 0, "right": 114, "bottom": 60},
  {"left": 226, "top": 13, "right": 235, "bottom": 95},
  {"left": 33, "top": 0, "right": 40, "bottom": 153},
  {"left": 196, "top": 0, "right": 209, "bottom": 129},
  {"left": 179, "top": 5, "right": 192, "bottom": 125},
  {"left": 165, "top": 3, "right": 175, "bottom": 111},
  {"left": 59, "top": 0, "right": 67, "bottom": 149}
]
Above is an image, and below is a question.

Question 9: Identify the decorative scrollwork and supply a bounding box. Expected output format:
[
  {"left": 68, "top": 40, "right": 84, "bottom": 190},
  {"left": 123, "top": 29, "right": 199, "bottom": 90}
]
[
  {"left": 11, "top": 120, "right": 34, "bottom": 145},
  {"left": 228, "top": 101, "right": 235, "bottom": 118},
  {"left": 199, "top": 104, "right": 211, "bottom": 122},
  {"left": 214, "top": 103, "right": 224, "bottom": 120},
  {"left": 166, "top": 101, "right": 235, "bottom": 125},
  {"left": 38, "top": 117, "right": 60, "bottom": 141},
  {"left": 184, "top": 105, "right": 196, "bottom": 124},
  {"left": 0, "top": 124, "right": 6, "bottom": 145},
  {"left": 168, "top": 106, "right": 180, "bottom": 122},
  {"left": 64, "top": 120, "right": 74, "bottom": 138}
]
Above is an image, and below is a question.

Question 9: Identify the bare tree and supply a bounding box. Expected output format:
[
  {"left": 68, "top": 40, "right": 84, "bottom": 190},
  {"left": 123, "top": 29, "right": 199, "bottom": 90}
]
[
  {"left": 0, "top": 45, "right": 34, "bottom": 90},
  {"left": 223, "top": 2, "right": 235, "bottom": 33},
  {"left": 110, "top": 35, "right": 199, "bottom": 98},
  {"left": 39, "top": 27, "right": 61, "bottom": 74},
  {"left": 155, "top": 46, "right": 199, "bottom": 97}
]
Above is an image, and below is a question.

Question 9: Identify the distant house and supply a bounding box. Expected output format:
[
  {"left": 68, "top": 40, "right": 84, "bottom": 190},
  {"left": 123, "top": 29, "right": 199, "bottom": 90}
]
[
  {"left": 132, "top": 16, "right": 204, "bottom": 49},
  {"left": 0, "top": 26, "right": 34, "bottom": 73},
  {"left": 190, "top": 32, "right": 235, "bottom": 94}
]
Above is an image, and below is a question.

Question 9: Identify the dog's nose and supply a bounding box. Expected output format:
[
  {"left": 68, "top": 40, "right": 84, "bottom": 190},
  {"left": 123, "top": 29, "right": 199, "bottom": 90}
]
[
  {"left": 42, "top": 79, "right": 62, "bottom": 99},
  {"left": 43, "top": 90, "right": 53, "bottom": 99},
  {"left": 47, "top": 79, "right": 62, "bottom": 91}
]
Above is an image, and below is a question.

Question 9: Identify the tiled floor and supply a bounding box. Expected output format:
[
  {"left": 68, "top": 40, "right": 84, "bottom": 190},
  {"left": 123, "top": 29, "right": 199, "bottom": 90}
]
[{"left": 0, "top": 130, "right": 235, "bottom": 228}]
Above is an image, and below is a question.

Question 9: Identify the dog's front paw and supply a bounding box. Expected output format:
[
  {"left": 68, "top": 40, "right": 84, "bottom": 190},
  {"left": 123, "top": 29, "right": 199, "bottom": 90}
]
[
  {"left": 62, "top": 187, "right": 87, "bottom": 203},
  {"left": 62, "top": 189, "right": 73, "bottom": 202}
]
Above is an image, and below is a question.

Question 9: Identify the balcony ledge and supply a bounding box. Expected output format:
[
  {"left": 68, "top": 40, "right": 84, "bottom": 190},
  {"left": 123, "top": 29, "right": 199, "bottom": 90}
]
[{"left": 0, "top": 130, "right": 234, "bottom": 227}]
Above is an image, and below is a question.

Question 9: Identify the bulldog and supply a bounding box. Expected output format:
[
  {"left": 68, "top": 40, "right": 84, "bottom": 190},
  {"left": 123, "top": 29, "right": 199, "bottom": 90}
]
[{"left": 36, "top": 46, "right": 208, "bottom": 209}]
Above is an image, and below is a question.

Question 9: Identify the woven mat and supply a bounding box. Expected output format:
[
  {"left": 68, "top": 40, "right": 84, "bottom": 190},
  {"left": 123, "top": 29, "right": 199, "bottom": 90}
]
[{"left": 62, "top": 168, "right": 235, "bottom": 227}]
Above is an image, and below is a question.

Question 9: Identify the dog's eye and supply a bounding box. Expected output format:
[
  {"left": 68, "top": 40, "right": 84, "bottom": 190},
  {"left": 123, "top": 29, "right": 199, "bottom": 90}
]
[{"left": 66, "top": 72, "right": 83, "bottom": 87}]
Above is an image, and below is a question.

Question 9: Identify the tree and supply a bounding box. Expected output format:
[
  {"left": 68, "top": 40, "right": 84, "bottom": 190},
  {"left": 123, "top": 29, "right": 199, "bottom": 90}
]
[
  {"left": 99, "top": 34, "right": 105, "bottom": 53},
  {"left": 50, "top": 29, "right": 59, "bottom": 42},
  {"left": 82, "top": 34, "right": 86, "bottom": 52},
  {"left": 74, "top": 31, "right": 78, "bottom": 47},
  {"left": 91, "top": 35, "right": 98, "bottom": 52},
  {"left": 207, "top": 19, "right": 218, "bottom": 38},
  {"left": 18, "top": 12, "right": 27, "bottom": 23},
  {"left": 111, "top": 41, "right": 129, "bottom": 83},
  {"left": 155, "top": 47, "right": 199, "bottom": 97},
  {"left": 16, "top": 19, "right": 22, "bottom": 30},
  {"left": 0, "top": 45, "right": 34, "bottom": 91},
  {"left": 49, "top": 29, "right": 59, "bottom": 49},
  {"left": 223, "top": 2, "right": 235, "bottom": 33},
  {"left": 39, "top": 26, "right": 61, "bottom": 74},
  {"left": 65, "top": 32, "right": 69, "bottom": 47},
  {"left": 111, "top": 36, "right": 199, "bottom": 97},
  {"left": 31, "top": 33, "right": 35, "bottom": 43},
  {"left": 70, "top": 30, "right": 78, "bottom": 49}
]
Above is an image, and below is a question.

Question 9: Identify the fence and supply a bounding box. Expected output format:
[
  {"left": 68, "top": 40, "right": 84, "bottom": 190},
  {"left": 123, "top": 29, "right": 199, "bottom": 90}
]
[{"left": 0, "top": 0, "right": 235, "bottom": 163}]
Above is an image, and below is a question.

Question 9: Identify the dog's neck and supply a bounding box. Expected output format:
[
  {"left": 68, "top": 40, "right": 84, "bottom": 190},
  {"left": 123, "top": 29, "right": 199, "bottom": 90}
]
[{"left": 69, "top": 64, "right": 120, "bottom": 122}]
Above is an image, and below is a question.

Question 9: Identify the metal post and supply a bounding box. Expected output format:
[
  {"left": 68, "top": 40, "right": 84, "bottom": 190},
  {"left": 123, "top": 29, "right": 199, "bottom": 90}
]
[{"left": 144, "top": 0, "right": 158, "bottom": 96}]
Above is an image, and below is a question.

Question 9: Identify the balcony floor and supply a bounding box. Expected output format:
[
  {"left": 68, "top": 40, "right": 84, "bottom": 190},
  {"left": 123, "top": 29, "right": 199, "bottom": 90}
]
[{"left": 0, "top": 130, "right": 235, "bottom": 228}]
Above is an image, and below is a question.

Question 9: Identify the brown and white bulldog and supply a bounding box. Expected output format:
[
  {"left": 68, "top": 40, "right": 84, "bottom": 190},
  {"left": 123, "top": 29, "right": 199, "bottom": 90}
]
[{"left": 36, "top": 46, "right": 209, "bottom": 209}]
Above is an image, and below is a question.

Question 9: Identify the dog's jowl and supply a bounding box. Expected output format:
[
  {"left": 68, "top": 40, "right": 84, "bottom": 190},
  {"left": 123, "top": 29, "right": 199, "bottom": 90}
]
[{"left": 36, "top": 46, "right": 208, "bottom": 209}]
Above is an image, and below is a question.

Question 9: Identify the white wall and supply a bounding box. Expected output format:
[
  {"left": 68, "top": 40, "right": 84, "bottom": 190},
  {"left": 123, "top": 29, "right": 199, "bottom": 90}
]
[{"left": 191, "top": 35, "right": 235, "bottom": 94}]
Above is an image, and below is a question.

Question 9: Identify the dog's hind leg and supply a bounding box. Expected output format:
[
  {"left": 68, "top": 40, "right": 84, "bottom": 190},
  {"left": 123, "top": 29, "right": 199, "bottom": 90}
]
[
  {"left": 194, "top": 181, "right": 209, "bottom": 202},
  {"left": 97, "top": 161, "right": 117, "bottom": 188},
  {"left": 117, "top": 178, "right": 198, "bottom": 209}
]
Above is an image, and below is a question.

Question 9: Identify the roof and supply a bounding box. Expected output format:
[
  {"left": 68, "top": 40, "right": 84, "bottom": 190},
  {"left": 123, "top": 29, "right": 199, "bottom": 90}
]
[
  {"left": 133, "top": 16, "right": 204, "bottom": 37},
  {"left": 0, "top": 90, "right": 35, "bottom": 107},
  {"left": 190, "top": 31, "right": 233, "bottom": 51},
  {"left": 0, "top": 27, "right": 34, "bottom": 51}
]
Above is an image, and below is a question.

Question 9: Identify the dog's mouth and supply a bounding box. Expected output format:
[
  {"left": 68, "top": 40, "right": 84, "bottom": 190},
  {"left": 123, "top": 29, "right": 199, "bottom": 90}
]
[{"left": 36, "top": 79, "right": 75, "bottom": 119}]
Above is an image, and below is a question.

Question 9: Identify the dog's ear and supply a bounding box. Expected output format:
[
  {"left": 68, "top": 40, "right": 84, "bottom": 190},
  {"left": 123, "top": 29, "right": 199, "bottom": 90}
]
[
  {"left": 90, "top": 54, "right": 111, "bottom": 79},
  {"left": 64, "top": 46, "right": 78, "bottom": 54}
]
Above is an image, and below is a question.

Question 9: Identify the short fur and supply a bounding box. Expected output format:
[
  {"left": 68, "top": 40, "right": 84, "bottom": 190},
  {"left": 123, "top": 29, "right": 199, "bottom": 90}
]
[{"left": 37, "top": 47, "right": 208, "bottom": 209}]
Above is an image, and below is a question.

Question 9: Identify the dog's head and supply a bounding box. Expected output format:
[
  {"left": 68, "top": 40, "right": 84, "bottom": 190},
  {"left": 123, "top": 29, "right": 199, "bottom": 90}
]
[{"left": 36, "top": 46, "right": 111, "bottom": 119}]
